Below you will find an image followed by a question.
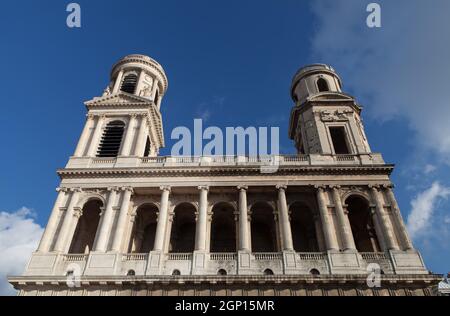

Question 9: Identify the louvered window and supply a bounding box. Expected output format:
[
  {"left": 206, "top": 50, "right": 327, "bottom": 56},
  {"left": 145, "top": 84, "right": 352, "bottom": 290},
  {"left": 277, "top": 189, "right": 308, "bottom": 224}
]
[
  {"left": 121, "top": 74, "right": 138, "bottom": 94},
  {"left": 97, "top": 121, "right": 125, "bottom": 157}
]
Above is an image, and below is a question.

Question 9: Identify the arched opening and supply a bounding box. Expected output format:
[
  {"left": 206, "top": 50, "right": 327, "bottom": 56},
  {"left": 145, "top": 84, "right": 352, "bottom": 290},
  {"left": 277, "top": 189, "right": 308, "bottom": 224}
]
[
  {"left": 69, "top": 199, "right": 103, "bottom": 254},
  {"left": 310, "top": 269, "right": 320, "bottom": 276},
  {"left": 127, "top": 270, "right": 136, "bottom": 276},
  {"left": 97, "top": 120, "right": 125, "bottom": 157},
  {"left": 317, "top": 78, "right": 330, "bottom": 92},
  {"left": 172, "top": 269, "right": 181, "bottom": 276},
  {"left": 210, "top": 203, "right": 236, "bottom": 253},
  {"left": 121, "top": 73, "right": 138, "bottom": 94},
  {"left": 129, "top": 204, "right": 158, "bottom": 253},
  {"left": 154, "top": 90, "right": 159, "bottom": 105},
  {"left": 250, "top": 202, "right": 278, "bottom": 252},
  {"left": 264, "top": 269, "right": 274, "bottom": 276},
  {"left": 289, "top": 202, "right": 319, "bottom": 252},
  {"left": 346, "top": 195, "right": 381, "bottom": 252},
  {"left": 169, "top": 203, "right": 196, "bottom": 253},
  {"left": 218, "top": 269, "right": 227, "bottom": 276},
  {"left": 143, "top": 138, "right": 151, "bottom": 157}
]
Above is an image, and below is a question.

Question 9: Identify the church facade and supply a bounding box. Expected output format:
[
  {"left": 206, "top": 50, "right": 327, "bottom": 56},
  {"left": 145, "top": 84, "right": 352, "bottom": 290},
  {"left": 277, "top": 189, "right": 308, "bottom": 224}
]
[{"left": 9, "top": 55, "right": 441, "bottom": 296}]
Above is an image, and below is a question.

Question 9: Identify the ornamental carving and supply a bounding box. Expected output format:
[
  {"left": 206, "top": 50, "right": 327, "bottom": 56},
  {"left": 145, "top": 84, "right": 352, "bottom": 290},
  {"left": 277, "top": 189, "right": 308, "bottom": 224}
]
[{"left": 319, "top": 109, "right": 353, "bottom": 122}]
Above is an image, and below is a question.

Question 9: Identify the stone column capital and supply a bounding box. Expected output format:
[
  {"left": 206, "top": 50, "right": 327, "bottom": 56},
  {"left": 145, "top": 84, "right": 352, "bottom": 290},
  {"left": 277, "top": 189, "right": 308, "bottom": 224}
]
[
  {"left": 87, "top": 113, "right": 95, "bottom": 120},
  {"left": 198, "top": 185, "right": 209, "bottom": 192},
  {"left": 314, "top": 185, "right": 327, "bottom": 191},
  {"left": 237, "top": 185, "right": 248, "bottom": 191},
  {"left": 56, "top": 187, "right": 69, "bottom": 193},
  {"left": 73, "top": 207, "right": 83, "bottom": 219},
  {"left": 368, "top": 184, "right": 381, "bottom": 191},
  {"left": 330, "top": 185, "right": 341, "bottom": 190},
  {"left": 276, "top": 184, "right": 287, "bottom": 191},
  {"left": 160, "top": 186, "right": 171, "bottom": 193},
  {"left": 107, "top": 187, "right": 120, "bottom": 193},
  {"left": 121, "top": 186, "right": 134, "bottom": 194}
]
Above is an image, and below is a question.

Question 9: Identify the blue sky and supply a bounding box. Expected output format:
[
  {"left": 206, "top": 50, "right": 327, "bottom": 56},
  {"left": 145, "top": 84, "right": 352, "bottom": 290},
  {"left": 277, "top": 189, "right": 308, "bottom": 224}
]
[{"left": 0, "top": 0, "right": 449, "bottom": 294}]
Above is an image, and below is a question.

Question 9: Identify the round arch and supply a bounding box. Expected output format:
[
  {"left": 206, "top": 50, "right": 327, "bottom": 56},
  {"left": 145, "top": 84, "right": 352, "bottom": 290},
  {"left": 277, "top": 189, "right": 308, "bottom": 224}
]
[
  {"left": 129, "top": 203, "right": 159, "bottom": 253},
  {"left": 345, "top": 194, "right": 381, "bottom": 252},
  {"left": 210, "top": 202, "right": 237, "bottom": 253},
  {"left": 289, "top": 201, "right": 319, "bottom": 252},
  {"left": 69, "top": 198, "right": 104, "bottom": 254},
  {"left": 77, "top": 193, "right": 107, "bottom": 210},
  {"left": 169, "top": 202, "right": 197, "bottom": 253},
  {"left": 250, "top": 201, "right": 278, "bottom": 253}
]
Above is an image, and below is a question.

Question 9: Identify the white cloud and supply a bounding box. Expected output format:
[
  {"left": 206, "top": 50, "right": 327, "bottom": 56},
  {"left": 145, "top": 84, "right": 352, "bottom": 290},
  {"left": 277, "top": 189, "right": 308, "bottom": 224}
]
[
  {"left": 406, "top": 182, "right": 450, "bottom": 239},
  {"left": 0, "top": 207, "right": 43, "bottom": 296},
  {"left": 310, "top": 0, "right": 450, "bottom": 159}
]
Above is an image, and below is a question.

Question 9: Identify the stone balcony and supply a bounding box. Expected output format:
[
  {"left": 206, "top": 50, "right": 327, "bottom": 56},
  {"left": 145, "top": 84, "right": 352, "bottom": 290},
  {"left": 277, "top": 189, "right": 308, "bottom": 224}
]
[
  {"left": 65, "top": 153, "right": 386, "bottom": 170},
  {"left": 25, "top": 250, "right": 404, "bottom": 277}
]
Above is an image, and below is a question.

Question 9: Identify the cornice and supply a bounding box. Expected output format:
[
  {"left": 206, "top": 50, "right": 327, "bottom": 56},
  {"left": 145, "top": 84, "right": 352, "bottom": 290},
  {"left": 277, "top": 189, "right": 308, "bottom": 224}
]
[
  {"left": 57, "top": 164, "right": 395, "bottom": 179},
  {"left": 9, "top": 273, "right": 442, "bottom": 288}
]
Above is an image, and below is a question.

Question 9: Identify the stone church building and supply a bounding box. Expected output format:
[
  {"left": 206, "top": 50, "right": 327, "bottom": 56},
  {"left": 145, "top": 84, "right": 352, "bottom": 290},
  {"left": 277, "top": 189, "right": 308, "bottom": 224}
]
[{"left": 9, "top": 55, "right": 441, "bottom": 296}]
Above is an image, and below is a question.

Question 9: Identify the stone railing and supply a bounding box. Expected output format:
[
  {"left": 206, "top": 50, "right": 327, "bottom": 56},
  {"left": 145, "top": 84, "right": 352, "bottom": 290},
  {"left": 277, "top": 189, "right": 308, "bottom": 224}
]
[
  {"left": 254, "top": 253, "right": 283, "bottom": 261},
  {"left": 167, "top": 253, "right": 193, "bottom": 261},
  {"left": 210, "top": 253, "right": 238, "bottom": 261},
  {"left": 91, "top": 157, "right": 116, "bottom": 164},
  {"left": 360, "top": 252, "right": 389, "bottom": 261},
  {"left": 122, "top": 253, "right": 148, "bottom": 261},
  {"left": 63, "top": 254, "right": 88, "bottom": 262},
  {"left": 67, "top": 153, "right": 385, "bottom": 169},
  {"left": 297, "top": 252, "right": 326, "bottom": 261}
]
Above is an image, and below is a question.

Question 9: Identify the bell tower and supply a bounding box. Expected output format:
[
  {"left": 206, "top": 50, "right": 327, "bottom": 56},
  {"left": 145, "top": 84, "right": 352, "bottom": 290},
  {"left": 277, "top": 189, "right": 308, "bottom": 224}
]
[
  {"left": 70, "top": 54, "right": 168, "bottom": 168},
  {"left": 289, "top": 64, "right": 371, "bottom": 156}
]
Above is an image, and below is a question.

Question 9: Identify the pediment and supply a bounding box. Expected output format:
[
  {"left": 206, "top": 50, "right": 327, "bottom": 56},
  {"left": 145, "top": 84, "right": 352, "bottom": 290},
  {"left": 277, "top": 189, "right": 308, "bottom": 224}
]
[{"left": 85, "top": 92, "right": 152, "bottom": 106}]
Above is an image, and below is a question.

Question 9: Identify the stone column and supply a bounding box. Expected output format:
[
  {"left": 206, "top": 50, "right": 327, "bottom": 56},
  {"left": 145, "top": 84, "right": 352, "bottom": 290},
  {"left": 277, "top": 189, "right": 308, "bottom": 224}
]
[
  {"left": 134, "top": 115, "right": 148, "bottom": 157},
  {"left": 153, "top": 186, "right": 171, "bottom": 252},
  {"left": 277, "top": 185, "right": 294, "bottom": 251},
  {"left": 135, "top": 70, "right": 146, "bottom": 95},
  {"left": 112, "top": 70, "right": 124, "bottom": 93},
  {"left": 316, "top": 186, "right": 339, "bottom": 251},
  {"left": 151, "top": 79, "right": 159, "bottom": 101},
  {"left": 385, "top": 186, "right": 414, "bottom": 250},
  {"left": 37, "top": 188, "right": 68, "bottom": 252},
  {"left": 74, "top": 115, "right": 95, "bottom": 157},
  {"left": 87, "top": 115, "right": 106, "bottom": 157},
  {"left": 370, "top": 186, "right": 399, "bottom": 250},
  {"left": 93, "top": 188, "right": 119, "bottom": 252},
  {"left": 195, "top": 186, "right": 209, "bottom": 251},
  {"left": 313, "top": 214, "right": 326, "bottom": 251},
  {"left": 331, "top": 186, "right": 356, "bottom": 251},
  {"left": 111, "top": 187, "right": 133, "bottom": 252},
  {"left": 53, "top": 189, "right": 81, "bottom": 253},
  {"left": 238, "top": 186, "right": 250, "bottom": 251},
  {"left": 119, "top": 114, "right": 138, "bottom": 156}
]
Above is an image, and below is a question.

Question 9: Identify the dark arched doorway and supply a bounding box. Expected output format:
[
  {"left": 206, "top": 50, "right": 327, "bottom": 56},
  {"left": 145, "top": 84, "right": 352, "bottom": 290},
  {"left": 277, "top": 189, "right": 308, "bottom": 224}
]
[
  {"left": 169, "top": 203, "right": 196, "bottom": 253},
  {"left": 210, "top": 203, "right": 236, "bottom": 253},
  {"left": 250, "top": 202, "right": 278, "bottom": 252},
  {"left": 289, "top": 202, "right": 319, "bottom": 252},
  {"left": 346, "top": 195, "right": 381, "bottom": 252},
  {"left": 69, "top": 199, "right": 103, "bottom": 254},
  {"left": 129, "top": 204, "right": 158, "bottom": 253}
]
